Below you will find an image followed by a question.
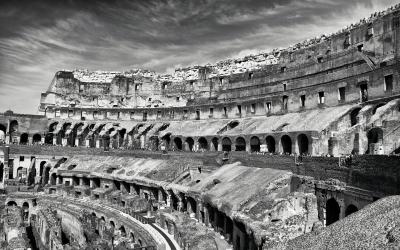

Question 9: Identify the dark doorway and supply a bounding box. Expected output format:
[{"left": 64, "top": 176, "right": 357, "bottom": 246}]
[
  {"left": 326, "top": 198, "right": 340, "bottom": 226},
  {"left": 345, "top": 204, "right": 358, "bottom": 217},
  {"left": 281, "top": 135, "right": 292, "bottom": 154},
  {"left": 250, "top": 136, "right": 260, "bottom": 152}
]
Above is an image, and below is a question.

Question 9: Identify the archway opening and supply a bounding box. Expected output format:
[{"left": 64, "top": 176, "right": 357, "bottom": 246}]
[
  {"left": 32, "top": 134, "right": 41, "bottom": 144},
  {"left": 39, "top": 161, "right": 46, "bottom": 176},
  {"left": 0, "top": 124, "right": 6, "bottom": 143},
  {"left": 350, "top": 108, "right": 361, "bottom": 126},
  {"left": 281, "top": 135, "right": 292, "bottom": 154},
  {"left": 0, "top": 163, "right": 4, "bottom": 182},
  {"left": 372, "top": 103, "right": 385, "bottom": 115},
  {"left": 222, "top": 137, "right": 232, "bottom": 151},
  {"left": 297, "top": 134, "right": 309, "bottom": 155},
  {"left": 42, "top": 166, "right": 51, "bottom": 185},
  {"left": 211, "top": 137, "right": 219, "bottom": 151},
  {"left": 250, "top": 136, "right": 260, "bottom": 152},
  {"left": 266, "top": 136, "right": 276, "bottom": 153},
  {"left": 345, "top": 204, "right": 358, "bottom": 217},
  {"left": 50, "top": 173, "right": 57, "bottom": 185},
  {"left": 22, "top": 202, "right": 29, "bottom": 221},
  {"left": 235, "top": 137, "right": 246, "bottom": 151},
  {"left": 326, "top": 198, "right": 340, "bottom": 226},
  {"left": 198, "top": 137, "right": 208, "bottom": 151},
  {"left": 7, "top": 201, "right": 17, "bottom": 206},
  {"left": 119, "top": 226, "right": 127, "bottom": 237},
  {"left": 9, "top": 120, "right": 19, "bottom": 143},
  {"left": 20, "top": 133, "right": 29, "bottom": 145},
  {"left": 173, "top": 137, "right": 183, "bottom": 150},
  {"left": 185, "top": 137, "right": 194, "bottom": 151},
  {"left": 367, "top": 127, "right": 383, "bottom": 154},
  {"left": 45, "top": 133, "right": 53, "bottom": 145}
]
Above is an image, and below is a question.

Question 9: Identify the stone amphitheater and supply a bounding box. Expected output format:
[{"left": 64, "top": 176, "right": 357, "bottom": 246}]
[{"left": 2, "top": 4, "right": 400, "bottom": 250}]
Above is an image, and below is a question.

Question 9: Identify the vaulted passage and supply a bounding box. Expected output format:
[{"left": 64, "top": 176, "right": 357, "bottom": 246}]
[
  {"left": 211, "top": 137, "right": 219, "bottom": 151},
  {"left": 326, "top": 198, "right": 340, "bottom": 226},
  {"left": 345, "top": 204, "right": 358, "bottom": 217},
  {"left": 235, "top": 137, "right": 246, "bottom": 151},
  {"left": 250, "top": 136, "right": 260, "bottom": 152},
  {"left": 20, "top": 133, "right": 29, "bottom": 144},
  {"left": 222, "top": 137, "right": 232, "bottom": 151},
  {"left": 367, "top": 127, "right": 383, "bottom": 154},
  {"left": 185, "top": 137, "right": 194, "bottom": 151},
  {"left": 173, "top": 137, "right": 182, "bottom": 150},
  {"left": 266, "top": 136, "right": 276, "bottom": 153},
  {"left": 297, "top": 134, "right": 309, "bottom": 155},
  {"left": 198, "top": 137, "right": 208, "bottom": 150},
  {"left": 281, "top": 135, "right": 292, "bottom": 154},
  {"left": 350, "top": 108, "right": 361, "bottom": 126}
]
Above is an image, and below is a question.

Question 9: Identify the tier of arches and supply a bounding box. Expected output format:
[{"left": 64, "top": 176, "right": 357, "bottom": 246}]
[{"left": 168, "top": 133, "right": 312, "bottom": 155}]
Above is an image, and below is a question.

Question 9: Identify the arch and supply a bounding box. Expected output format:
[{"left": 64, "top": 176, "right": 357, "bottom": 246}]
[
  {"left": 372, "top": 103, "right": 385, "bottom": 115},
  {"left": 0, "top": 163, "right": 3, "bottom": 182},
  {"left": 9, "top": 120, "right": 18, "bottom": 134},
  {"left": 266, "top": 136, "right": 276, "bottom": 153},
  {"left": 49, "top": 122, "right": 58, "bottom": 132},
  {"left": 109, "top": 220, "right": 115, "bottom": 229},
  {"left": 367, "top": 128, "right": 383, "bottom": 144},
  {"left": 367, "top": 127, "right": 383, "bottom": 154},
  {"left": 0, "top": 124, "right": 5, "bottom": 143},
  {"left": 32, "top": 134, "right": 42, "bottom": 144},
  {"left": 281, "top": 135, "right": 292, "bottom": 154},
  {"left": 27, "top": 166, "right": 36, "bottom": 186},
  {"left": 149, "top": 136, "right": 159, "bottom": 151},
  {"left": 173, "top": 137, "right": 182, "bottom": 150},
  {"left": 222, "top": 137, "right": 232, "bottom": 151},
  {"left": 235, "top": 137, "right": 246, "bottom": 151},
  {"left": 187, "top": 196, "right": 197, "bottom": 215},
  {"left": 22, "top": 202, "right": 29, "bottom": 220},
  {"left": 198, "top": 137, "right": 208, "bottom": 151},
  {"left": 130, "top": 232, "right": 135, "bottom": 242},
  {"left": 39, "top": 161, "right": 46, "bottom": 176},
  {"left": 185, "top": 137, "right": 194, "bottom": 151},
  {"left": 119, "top": 225, "right": 126, "bottom": 237},
  {"left": 17, "top": 167, "right": 24, "bottom": 178},
  {"left": 42, "top": 166, "right": 51, "bottom": 185},
  {"left": 350, "top": 108, "right": 361, "bottom": 126},
  {"left": 44, "top": 133, "right": 53, "bottom": 145},
  {"left": 50, "top": 173, "right": 57, "bottom": 185},
  {"left": 20, "top": 133, "right": 29, "bottom": 145},
  {"left": 250, "top": 136, "right": 260, "bottom": 152},
  {"left": 7, "top": 201, "right": 17, "bottom": 206},
  {"left": 297, "top": 134, "right": 309, "bottom": 155},
  {"left": 345, "top": 204, "right": 358, "bottom": 217},
  {"left": 118, "top": 128, "right": 126, "bottom": 148},
  {"left": 211, "top": 137, "right": 219, "bottom": 151},
  {"left": 326, "top": 198, "right": 340, "bottom": 226}
]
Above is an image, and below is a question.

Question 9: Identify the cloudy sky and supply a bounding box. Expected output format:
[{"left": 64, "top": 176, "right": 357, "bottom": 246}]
[{"left": 0, "top": 0, "right": 398, "bottom": 114}]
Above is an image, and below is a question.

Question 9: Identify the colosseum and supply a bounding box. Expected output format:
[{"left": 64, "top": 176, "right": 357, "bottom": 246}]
[{"left": 2, "top": 3, "right": 400, "bottom": 250}]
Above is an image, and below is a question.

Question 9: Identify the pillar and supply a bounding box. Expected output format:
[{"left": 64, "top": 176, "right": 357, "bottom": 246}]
[
  {"left": 28, "top": 136, "right": 33, "bottom": 145},
  {"left": 245, "top": 140, "right": 251, "bottom": 152},
  {"left": 53, "top": 137, "right": 57, "bottom": 145},
  {"left": 75, "top": 138, "right": 79, "bottom": 147},
  {"left": 218, "top": 141, "right": 222, "bottom": 151},
  {"left": 96, "top": 139, "right": 100, "bottom": 148}
]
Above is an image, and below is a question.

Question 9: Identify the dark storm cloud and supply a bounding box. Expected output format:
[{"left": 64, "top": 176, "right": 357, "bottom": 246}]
[{"left": 0, "top": 0, "right": 397, "bottom": 113}]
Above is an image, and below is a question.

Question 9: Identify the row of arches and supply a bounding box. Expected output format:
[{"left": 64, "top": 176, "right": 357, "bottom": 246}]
[
  {"left": 325, "top": 198, "right": 359, "bottom": 226},
  {"left": 170, "top": 134, "right": 310, "bottom": 154}
]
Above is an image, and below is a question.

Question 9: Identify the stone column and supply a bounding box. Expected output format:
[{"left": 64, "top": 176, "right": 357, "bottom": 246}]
[
  {"left": 28, "top": 136, "right": 33, "bottom": 145},
  {"left": 53, "top": 137, "right": 57, "bottom": 145},
  {"left": 245, "top": 140, "right": 251, "bottom": 152},
  {"left": 217, "top": 141, "right": 222, "bottom": 151}
]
